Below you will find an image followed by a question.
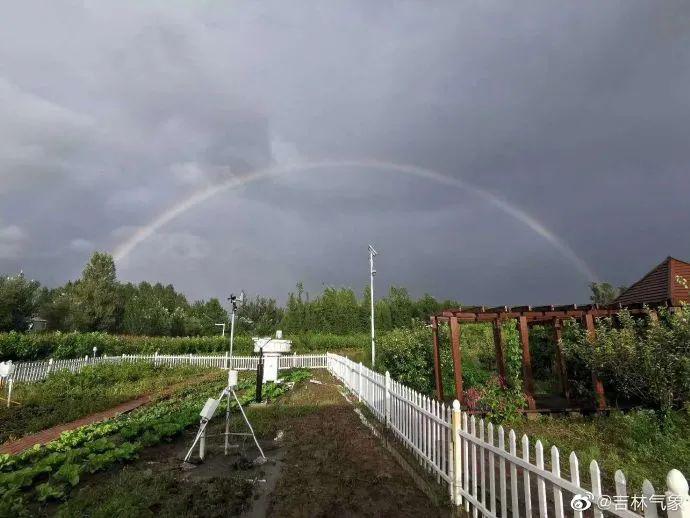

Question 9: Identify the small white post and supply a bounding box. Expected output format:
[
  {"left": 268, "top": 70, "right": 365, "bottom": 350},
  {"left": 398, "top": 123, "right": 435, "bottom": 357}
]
[
  {"left": 47, "top": 358, "right": 54, "bottom": 375},
  {"left": 666, "top": 469, "right": 690, "bottom": 518},
  {"left": 384, "top": 371, "right": 391, "bottom": 426},
  {"left": 225, "top": 351, "right": 229, "bottom": 369},
  {"left": 358, "top": 362, "right": 363, "bottom": 402},
  {"left": 451, "top": 399, "right": 462, "bottom": 506},
  {"left": 6, "top": 378, "right": 12, "bottom": 408}
]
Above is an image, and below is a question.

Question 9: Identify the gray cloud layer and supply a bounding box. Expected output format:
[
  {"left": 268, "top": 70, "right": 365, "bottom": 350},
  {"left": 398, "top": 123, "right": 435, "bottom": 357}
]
[{"left": 1, "top": 1, "right": 689, "bottom": 305}]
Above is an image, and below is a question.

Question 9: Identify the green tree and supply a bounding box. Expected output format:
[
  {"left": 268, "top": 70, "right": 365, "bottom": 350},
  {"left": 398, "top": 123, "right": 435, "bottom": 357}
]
[
  {"left": 388, "top": 286, "right": 414, "bottom": 328},
  {"left": 237, "top": 295, "right": 283, "bottom": 335},
  {"left": 189, "top": 298, "right": 228, "bottom": 336},
  {"left": 374, "top": 299, "right": 393, "bottom": 332},
  {"left": 589, "top": 282, "right": 626, "bottom": 305},
  {"left": 37, "top": 285, "right": 74, "bottom": 331},
  {"left": 70, "top": 252, "right": 120, "bottom": 332},
  {"left": 413, "top": 293, "right": 441, "bottom": 321},
  {"left": 0, "top": 272, "right": 41, "bottom": 331}
]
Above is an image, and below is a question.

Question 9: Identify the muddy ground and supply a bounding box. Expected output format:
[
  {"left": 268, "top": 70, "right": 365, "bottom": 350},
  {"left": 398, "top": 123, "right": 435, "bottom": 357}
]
[{"left": 53, "top": 370, "right": 446, "bottom": 517}]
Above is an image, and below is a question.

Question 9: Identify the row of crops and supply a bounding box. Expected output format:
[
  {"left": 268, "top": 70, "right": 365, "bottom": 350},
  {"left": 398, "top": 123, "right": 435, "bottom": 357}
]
[{"left": 0, "top": 366, "right": 311, "bottom": 515}]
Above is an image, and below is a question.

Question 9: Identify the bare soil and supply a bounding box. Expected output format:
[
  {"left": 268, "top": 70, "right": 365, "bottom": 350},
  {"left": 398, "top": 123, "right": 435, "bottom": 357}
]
[
  {"left": 266, "top": 371, "right": 443, "bottom": 517},
  {"left": 53, "top": 370, "right": 446, "bottom": 517}
]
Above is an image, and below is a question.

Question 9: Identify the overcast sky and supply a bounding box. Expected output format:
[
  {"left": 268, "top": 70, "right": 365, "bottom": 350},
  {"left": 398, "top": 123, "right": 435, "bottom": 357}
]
[{"left": 1, "top": 1, "right": 689, "bottom": 305}]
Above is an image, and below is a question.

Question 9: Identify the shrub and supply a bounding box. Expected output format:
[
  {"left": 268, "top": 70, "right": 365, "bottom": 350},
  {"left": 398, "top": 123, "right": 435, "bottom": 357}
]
[
  {"left": 463, "top": 376, "right": 526, "bottom": 423},
  {"left": 378, "top": 327, "right": 434, "bottom": 394},
  {"left": 288, "top": 332, "right": 369, "bottom": 352},
  {"left": 0, "top": 332, "right": 254, "bottom": 361},
  {"left": 378, "top": 325, "right": 495, "bottom": 398},
  {"left": 562, "top": 306, "right": 690, "bottom": 414},
  {"left": 0, "top": 331, "right": 370, "bottom": 362}
]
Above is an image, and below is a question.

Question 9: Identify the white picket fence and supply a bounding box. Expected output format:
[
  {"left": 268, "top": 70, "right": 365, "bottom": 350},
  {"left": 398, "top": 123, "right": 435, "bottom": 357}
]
[
  {"left": 2, "top": 353, "right": 328, "bottom": 384},
  {"left": 326, "top": 353, "right": 690, "bottom": 518},
  {"left": 1, "top": 351, "right": 688, "bottom": 516}
]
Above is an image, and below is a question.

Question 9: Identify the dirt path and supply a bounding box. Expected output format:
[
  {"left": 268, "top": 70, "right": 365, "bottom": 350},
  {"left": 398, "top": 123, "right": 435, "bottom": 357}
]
[
  {"left": 0, "top": 397, "right": 150, "bottom": 455},
  {"left": 266, "top": 371, "right": 444, "bottom": 517},
  {"left": 0, "top": 371, "right": 222, "bottom": 456}
]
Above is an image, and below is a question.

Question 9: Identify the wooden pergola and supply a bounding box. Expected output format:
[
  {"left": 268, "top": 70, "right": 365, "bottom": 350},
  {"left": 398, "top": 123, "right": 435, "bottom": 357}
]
[{"left": 430, "top": 303, "right": 666, "bottom": 411}]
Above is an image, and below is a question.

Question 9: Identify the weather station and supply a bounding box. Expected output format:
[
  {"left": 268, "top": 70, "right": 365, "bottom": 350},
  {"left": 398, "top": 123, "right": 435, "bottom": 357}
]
[{"left": 183, "top": 368, "right": 265, "bottom": 467}]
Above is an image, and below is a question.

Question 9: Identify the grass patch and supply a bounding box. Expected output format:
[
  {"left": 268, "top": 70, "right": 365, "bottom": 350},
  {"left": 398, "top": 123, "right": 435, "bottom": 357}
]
[{"left": 512, "top": 408, "right": 690, "bottom": 491}]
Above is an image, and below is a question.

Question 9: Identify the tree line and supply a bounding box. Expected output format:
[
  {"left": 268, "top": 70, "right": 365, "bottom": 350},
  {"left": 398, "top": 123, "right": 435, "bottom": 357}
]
[
  {"left": 0, "top": 253, "right": 227, "bottom": 337},
  {"left": 1, "top": 252, "right": 460, "bottom": 337}
]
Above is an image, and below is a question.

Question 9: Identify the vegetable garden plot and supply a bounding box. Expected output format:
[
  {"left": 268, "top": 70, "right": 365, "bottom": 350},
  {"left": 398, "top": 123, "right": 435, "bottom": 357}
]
[{"left": 0, "top": 367, "right": 318, "bottom": 515}]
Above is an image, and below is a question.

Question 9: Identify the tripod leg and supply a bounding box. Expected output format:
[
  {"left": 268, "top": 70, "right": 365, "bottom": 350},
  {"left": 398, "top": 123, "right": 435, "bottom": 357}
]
[
  {"left": 184, "top": 419, "right": 209, "bottom": 463},
  {"left": 224, "top": 392, "right": 231, "bottom": 455},
  {"left": 200, "top": 426, "right": 206, "bottom": 460},
  {"left": 232, "top": 390, "right": 265, "bottom": 459}
]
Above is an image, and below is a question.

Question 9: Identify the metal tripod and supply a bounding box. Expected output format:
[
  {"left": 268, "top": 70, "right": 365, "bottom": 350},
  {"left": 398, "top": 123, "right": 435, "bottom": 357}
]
[{"left": 183, "top": 380, "right": 265, "bottom": 464}]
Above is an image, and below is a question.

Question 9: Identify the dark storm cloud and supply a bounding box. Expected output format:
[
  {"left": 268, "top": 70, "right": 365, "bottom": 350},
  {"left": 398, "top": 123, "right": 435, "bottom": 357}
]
[{"left": 1, "top": 1, "right": 689, "bottom": 304}]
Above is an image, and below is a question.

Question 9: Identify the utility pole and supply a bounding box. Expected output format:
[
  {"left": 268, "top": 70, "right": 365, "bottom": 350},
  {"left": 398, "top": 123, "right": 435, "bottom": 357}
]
[{"left": 369, "top": 245, "right": 378, "bottom": 367}]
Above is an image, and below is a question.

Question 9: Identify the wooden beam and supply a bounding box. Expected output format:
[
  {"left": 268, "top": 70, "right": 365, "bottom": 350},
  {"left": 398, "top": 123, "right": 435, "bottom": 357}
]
[
  {"left": 583, "top": 313, "right": 607, "bottom": 410},
  {"left": 552, "top": 318, "right": 570, "bottom": 402},
  {"left": 492, "top": 320, "right": 507, "bottom": 383},
  {"left": 431, "top": 317, "right": 444, "bottom": 401},
  {"left": 517, "top": 316, "right": 537, "bottom": 410},
  {"left": 449, "top": 316, "right": 464, "bottom": 404}
]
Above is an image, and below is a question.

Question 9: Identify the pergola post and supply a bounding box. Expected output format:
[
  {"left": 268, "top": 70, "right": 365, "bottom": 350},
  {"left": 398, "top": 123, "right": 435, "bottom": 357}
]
[
  {"left": 517, "top": 316, "right": 537, "bottom": 410},
  {"left": 583, "top": 312, "right": 606, "bottom": 410},
  {"left": 449, "top": 316, "right": 464, "bottom": 404},
  {"left": 431, "top": 317, "right": 444, "bottom": 401},
  {"left": 492, "top": 320, "right": 507, "bottom": 383},
  {"left": 551, "top": 318, "right": 570, "bottom": 401}
]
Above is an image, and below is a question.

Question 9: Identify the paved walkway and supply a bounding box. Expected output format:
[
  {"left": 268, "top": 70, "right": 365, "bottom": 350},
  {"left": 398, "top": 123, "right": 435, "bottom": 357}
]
[{"left": 0, "top": 396, "right": 151, "bottom": 455}]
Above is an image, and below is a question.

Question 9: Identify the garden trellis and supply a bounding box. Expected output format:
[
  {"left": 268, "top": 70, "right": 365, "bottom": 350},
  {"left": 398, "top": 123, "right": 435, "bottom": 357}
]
[
  {"left": 3, "top": 352, "right": 689, "bottom": 516},
  {"left": 429, "top": 257, "right": 690, "bottom": 413}
]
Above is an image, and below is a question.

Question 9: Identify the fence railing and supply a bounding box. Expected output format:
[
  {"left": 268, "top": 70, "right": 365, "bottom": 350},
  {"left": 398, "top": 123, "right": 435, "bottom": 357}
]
[
  {"left": 2, "top": 353, "right": 329, "bottom": 385},
  {"left": 326, "top": 353, "right": 690, "bottom": 518}
]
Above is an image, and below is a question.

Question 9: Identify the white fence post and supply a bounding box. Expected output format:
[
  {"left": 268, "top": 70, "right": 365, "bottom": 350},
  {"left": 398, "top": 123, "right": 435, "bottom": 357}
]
[
  {"left": 6, "top": 378, "right": 12, "bottom": 408},
  {"left": 358, "top": 362, "right": 363, "bottom": 402},
  {"left": 667, "top": 469, "right": 690, "bottom": 518},
  {"left": 451, "top": 399, "right": 462, "bottom": 506},
  {"left": 384, "top": 371, "right": 391, "bottom": 427},
  {"left": 47, "top": 358, "right": 54, "bottom": 375}
]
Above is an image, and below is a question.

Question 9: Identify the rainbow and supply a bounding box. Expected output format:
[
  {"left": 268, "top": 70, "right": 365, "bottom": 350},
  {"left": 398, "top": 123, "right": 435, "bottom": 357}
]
[{"left": 112, "top": 159, "right": 597, "bottom": 282}]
